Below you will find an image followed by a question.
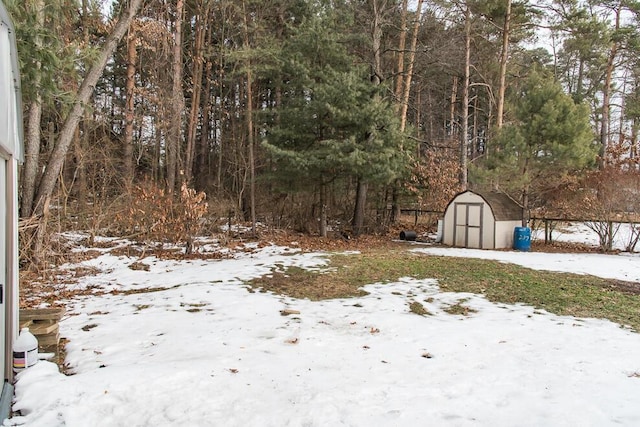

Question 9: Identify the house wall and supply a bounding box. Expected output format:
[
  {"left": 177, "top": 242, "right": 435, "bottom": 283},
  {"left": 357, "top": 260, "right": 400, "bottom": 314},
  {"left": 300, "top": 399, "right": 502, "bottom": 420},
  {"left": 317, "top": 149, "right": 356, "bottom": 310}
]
[
  {"left": 0, "top": 155, "right": 19, "bottom": 381},
  {"left": 0, "top": 0, "right": 22, "bottom": 399}
]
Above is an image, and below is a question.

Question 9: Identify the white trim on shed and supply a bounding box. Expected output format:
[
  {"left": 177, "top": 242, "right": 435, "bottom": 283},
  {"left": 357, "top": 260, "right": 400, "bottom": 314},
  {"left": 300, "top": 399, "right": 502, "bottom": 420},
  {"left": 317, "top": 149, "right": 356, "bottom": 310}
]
[{"left": 442, "top": 190, "right": 522, "bottom": 250}]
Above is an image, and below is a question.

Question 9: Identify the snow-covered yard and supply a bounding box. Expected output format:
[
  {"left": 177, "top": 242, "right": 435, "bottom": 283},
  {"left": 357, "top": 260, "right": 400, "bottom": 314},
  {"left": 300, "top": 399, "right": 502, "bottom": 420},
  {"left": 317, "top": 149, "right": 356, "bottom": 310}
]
[{"left": 6, "top": 226, "right": 640, "bottom": 427}]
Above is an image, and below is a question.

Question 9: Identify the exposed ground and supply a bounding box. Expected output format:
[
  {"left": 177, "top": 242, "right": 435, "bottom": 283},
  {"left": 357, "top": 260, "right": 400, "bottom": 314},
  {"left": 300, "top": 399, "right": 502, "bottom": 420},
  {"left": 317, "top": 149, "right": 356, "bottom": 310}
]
[{"left": 19, "top": 224, "right": 414, "bottom": 308}]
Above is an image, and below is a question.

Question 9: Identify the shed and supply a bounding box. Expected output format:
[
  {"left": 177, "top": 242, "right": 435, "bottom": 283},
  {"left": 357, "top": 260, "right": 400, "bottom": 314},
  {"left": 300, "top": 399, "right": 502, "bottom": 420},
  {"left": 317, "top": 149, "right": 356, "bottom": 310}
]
[
  {"left": 441, "top": 190, "right": 522, "bottom": 249},
  {"left": 0, "top": 0, "right": 23, "bottom": 421}
]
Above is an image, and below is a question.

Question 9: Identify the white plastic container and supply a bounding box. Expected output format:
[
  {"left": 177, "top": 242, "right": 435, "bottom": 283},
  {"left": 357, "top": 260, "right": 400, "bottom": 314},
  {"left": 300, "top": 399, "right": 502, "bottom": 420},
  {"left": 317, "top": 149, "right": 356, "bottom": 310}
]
[{"left": 13, "top": 327, "right": 38, "bottom": 372}]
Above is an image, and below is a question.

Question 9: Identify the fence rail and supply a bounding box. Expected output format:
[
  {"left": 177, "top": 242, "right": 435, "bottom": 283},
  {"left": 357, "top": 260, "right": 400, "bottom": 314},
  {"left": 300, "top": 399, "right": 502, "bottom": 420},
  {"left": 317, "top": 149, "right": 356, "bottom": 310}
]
[{"left": 530, "top": 217, "right": 639, "bottom": 249}]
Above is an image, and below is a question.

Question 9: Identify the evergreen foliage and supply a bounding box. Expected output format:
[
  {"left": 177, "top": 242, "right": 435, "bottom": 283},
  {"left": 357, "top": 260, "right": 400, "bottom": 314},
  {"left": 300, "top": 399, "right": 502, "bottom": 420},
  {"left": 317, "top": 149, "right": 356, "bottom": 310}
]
[
  {"left": 473, "top": 68, "right": 597, "bottom": 207},
  {"left": 5, "top": 0, "right": 83, "bottom": 107},
  {"left": 262, "top": 13, "right": 411, "bottom": 194}
]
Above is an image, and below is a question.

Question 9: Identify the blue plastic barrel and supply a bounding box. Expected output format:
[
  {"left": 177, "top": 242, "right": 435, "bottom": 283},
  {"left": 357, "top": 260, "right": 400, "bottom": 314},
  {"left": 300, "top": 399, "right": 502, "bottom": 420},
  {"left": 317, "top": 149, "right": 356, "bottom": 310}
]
[{"left": 513, "top": 227, "right": 531, "bottom": 251}]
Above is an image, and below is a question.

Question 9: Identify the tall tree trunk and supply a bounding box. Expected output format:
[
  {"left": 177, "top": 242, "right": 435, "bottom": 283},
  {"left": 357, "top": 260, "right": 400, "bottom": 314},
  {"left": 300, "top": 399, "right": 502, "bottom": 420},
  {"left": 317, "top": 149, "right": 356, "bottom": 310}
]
[
  {"left": 390, "top": 0, "right": 423, "bottom": 224},
  {"left": 631, "top": 117, "right": 638, "bottom": 165},
  {"left": 216, "top": 21, "right": 226, "bottom": 193},
  {"left": 496, "top": 0, "right": 511, "bottom": 130},
  {"left": 390, "top": 0, "right": 407, "bottom": 224},
  {"left": 399, "top": 0, "right": 423, "bottom": 132},
  {"left": 124, "top": 27, "right": 138, "bottom": 186},
  {"left": 185, "top": 5, "right": 209, "bottom": 183},
  {"left": 449, "top": 76, "right": 458, "bottom": 136},
  {"left": 75, "top": 0, "right": 92, "bottom": 209},
  {"left": 72, "top": 123, "right": 87, "bottom": 210},
  {"left": 618, "top": 70, "right": 628, "bottom": 149},
  {"left": 394, "top": 0, "right": 408, "bottom": 109},
  {"left": 22, "top": 101, "right": 42, "bottom": 218},
  {"left": 153, "top": 115, "right": 163, "bottom": 183},
  {"left": 600, "top": 7, "right": 620, "bottom": 168},
  {"left": 20, "top": 0, "right": 45, "bottom": 218},
  {"left": 242, "top": 0, "right": 256, "bottom": 232},
  {"left": 32, "top": 0, "right": 144, "bottom": 218},
  {"left": 576, "top": 58, "right": 585, "bottom": 102},
  {"left": 472, "top": 95, "right": 479, "bottom": 159},
  {"left": 167, "top": 0, "right": 185, "bottom": 193},
  {"left": 522, "top": 186, "right": 529, "bottom": 227},
  {"left": 353, "top": 179, "right": 368, "bottom": 236},
  {"left": 319, "top": 183, "right": 327, "bottom": 238},
  {"left": 354, "top": 0, "right": 388, "bottom": 234},
  {"left": 460, "top": 4, "right": 471, "bottom": 188},
  {"left": 196, "top": 50, "right": 213, "bottom": 191}
]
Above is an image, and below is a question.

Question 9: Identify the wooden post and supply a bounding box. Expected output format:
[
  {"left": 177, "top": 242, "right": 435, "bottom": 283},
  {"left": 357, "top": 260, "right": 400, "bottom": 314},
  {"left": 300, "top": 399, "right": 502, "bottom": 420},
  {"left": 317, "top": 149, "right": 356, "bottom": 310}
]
[{"left": 544, "top": 219, "right": 549, "bottom": 244}]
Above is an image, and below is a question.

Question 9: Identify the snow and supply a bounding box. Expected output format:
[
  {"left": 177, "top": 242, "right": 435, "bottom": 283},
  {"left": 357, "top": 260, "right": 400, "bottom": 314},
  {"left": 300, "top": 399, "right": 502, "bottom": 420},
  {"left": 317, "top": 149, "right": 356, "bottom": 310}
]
[
  {"left": 6, "top": 228, "right": 640, "bottom": 427},
  {"left": 411, "top": 248, "right": 640, "bottom": 283},
  {"left": 530, "top": 221, "right": 639, "bottom": 252}
]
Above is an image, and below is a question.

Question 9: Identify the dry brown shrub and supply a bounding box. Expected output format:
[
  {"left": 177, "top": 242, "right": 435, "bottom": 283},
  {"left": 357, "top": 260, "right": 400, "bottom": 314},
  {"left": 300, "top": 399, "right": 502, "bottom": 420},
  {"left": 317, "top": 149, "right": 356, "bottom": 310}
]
[
  {"left": 114, "top": 181, "right": 208, "bottom": 253},
  {"left": 406, "top": 141, "right": 463, "bottom": 212}
]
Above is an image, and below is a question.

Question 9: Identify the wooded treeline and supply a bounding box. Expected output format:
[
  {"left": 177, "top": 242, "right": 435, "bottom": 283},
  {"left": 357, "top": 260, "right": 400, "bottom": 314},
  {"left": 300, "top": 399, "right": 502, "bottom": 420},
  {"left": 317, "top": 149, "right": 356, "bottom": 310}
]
[{"left": 6, "top": 0, "right": 640, "bottom": 256}]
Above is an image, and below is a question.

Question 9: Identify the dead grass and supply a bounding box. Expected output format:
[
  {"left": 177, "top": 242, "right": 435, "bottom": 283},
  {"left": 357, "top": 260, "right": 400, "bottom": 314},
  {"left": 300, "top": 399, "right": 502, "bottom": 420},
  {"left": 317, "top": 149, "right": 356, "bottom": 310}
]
[
  {"left": 442, "top": 299, "right": 477, "bottom": 316},
  {"left": 408, "top": 301, "right": 431, "bottom": 316},
  {"left": 250, "top": 266, "right": 368, "bottom": 300}
]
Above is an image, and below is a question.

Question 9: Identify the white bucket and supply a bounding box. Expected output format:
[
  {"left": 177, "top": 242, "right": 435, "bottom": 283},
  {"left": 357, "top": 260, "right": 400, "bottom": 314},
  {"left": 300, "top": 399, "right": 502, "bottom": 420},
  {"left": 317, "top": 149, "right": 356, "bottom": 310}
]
[{"left": 13, "top": 327, "right": 38, "bottom": 372}]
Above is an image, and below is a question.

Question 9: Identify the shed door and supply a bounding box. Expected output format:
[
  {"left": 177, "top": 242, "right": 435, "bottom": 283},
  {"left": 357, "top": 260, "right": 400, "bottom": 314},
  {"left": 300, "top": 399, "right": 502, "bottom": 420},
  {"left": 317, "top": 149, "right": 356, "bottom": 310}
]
[{"left": 453, "top": 202, "right": 483, "bottom": 248}]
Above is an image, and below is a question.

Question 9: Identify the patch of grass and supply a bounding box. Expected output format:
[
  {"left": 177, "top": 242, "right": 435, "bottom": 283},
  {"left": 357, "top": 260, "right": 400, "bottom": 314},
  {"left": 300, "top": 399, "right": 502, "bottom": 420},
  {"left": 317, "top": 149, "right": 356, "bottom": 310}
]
[
  {"left": 116, "top": 285, "right": 180, "bottom": 295},
  {"left": 443, "top": 299, "right": 477, "bottom": 316},
  {"left": 249, "top": 265, "right": 368, "bottom": 300},
  {"left": 409, "top": 301, "right": 431, "bottom": 316},
  {"left": 248, "top": 248, "right": 640, "bottom": 331},
  {"left": 128, "top": 262, "right": 150, "bottom": 271}
]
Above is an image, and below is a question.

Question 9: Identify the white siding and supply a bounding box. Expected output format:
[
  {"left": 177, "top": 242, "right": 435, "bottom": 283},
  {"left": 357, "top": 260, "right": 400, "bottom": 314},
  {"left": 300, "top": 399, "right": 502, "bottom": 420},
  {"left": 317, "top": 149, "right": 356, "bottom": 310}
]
[
  {"left": 0, "top": 25, "right": 11, "bottom": 150},
  {"left": 495, "top": 220, "right": 521, "bottom": 249},
  {"left": 0, "top": 13, "right": 21, "bottom": 160}
]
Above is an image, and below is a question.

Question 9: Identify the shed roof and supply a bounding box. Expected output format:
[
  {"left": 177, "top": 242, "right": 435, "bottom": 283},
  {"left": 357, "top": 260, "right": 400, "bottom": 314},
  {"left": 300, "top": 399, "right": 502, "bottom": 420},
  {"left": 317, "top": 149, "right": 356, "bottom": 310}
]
[
  {"left": 448, "top": 190, "right": 522, "bottom": 221},
  {"left": 475, "top": 191, "right": 522, "bottom": 221}
]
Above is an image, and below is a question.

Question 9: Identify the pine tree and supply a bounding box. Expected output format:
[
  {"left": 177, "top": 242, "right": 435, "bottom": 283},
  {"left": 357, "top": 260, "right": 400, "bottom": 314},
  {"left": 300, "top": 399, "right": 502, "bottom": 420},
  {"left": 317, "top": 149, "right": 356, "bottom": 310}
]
[
  {"left": 475, "top": 68, "right": 597, "bottom": 223},
  {"left": 263, "top": 12, "right": 410, "bottom": 235}
]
